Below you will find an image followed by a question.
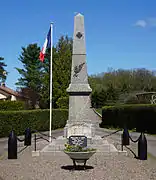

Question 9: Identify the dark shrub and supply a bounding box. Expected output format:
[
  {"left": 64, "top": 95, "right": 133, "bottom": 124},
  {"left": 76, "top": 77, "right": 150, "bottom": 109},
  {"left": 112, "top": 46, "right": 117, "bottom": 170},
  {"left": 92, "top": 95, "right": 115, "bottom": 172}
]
[
  {"left": 0, "top": 109, "right": 68, "bottom": 137},
  {"left": 100, "top": 104, "right": 156, "bottom": 134},
  {"left": 0, "top": 101, "right": 25, "bottom": 111}
]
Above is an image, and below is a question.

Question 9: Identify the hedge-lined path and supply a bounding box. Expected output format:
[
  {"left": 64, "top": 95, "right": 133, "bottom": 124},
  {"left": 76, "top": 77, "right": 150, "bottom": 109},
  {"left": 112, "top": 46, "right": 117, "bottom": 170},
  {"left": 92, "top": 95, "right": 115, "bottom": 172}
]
[
  {"left": 0, "top": 138, "right": 156, "bottom": 180},
  {"left": 1, "top": 124, "right": 156, "bottom": 160},
  {"left": 1, "top": 128, "right": 156, "bottom": 161}
]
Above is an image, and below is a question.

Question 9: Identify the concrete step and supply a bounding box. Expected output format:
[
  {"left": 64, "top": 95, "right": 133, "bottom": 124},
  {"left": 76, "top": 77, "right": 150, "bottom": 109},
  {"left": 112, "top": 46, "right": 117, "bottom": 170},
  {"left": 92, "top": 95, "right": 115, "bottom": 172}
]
[
  {"left": 90, "top": 138, "right": 109, "bottom": 145},
  {"left": 39, "top": 135, "right": 127, "bottom": 157},
  {"left": 41, "top": 142, "right": 118, "bottom": 154}
]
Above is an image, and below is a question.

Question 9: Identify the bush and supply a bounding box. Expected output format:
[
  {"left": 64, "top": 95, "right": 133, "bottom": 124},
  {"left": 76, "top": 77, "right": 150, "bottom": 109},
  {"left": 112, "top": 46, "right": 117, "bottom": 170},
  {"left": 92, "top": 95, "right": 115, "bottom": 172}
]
[
  {"left": 100, "top": 104, "right": 156, "bottom": 134},
  {"left": 0, "top": 101, "right": 25, "bottom": 111},
  {"left": 0, "top": 109, "right": 68, "bottom": 137},
  {"left": 124, "top": 95, "right": 139, "bottom": 104},
  {"left": 56, "top": 97, "right": 69, "bottom": 109}
]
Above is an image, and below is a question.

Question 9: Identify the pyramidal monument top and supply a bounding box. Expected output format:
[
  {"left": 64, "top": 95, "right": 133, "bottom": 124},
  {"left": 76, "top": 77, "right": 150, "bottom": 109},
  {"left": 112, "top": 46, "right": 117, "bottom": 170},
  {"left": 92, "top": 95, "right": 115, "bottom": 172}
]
[
  {"left": 76, "top": 13, "right": 83, "bottom": 16},
  {"left": 67, "top": 12, "right": 92, "bottom": 93}
]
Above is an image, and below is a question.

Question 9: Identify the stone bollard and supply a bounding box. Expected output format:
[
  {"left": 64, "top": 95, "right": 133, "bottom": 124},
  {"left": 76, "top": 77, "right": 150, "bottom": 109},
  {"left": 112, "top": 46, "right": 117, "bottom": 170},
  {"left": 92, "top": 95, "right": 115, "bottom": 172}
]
[
  {"left": 24, "top": 128, "right": 31, "bottom": 146},
  {"left": 122, "top": 127, "right": 130, "bottom": 146},
  {"left": 138, "top": 132, "right": 147, "bottom": 160},
  {"left": 8, "top": 130, "right": 17, "bottom": 159}
]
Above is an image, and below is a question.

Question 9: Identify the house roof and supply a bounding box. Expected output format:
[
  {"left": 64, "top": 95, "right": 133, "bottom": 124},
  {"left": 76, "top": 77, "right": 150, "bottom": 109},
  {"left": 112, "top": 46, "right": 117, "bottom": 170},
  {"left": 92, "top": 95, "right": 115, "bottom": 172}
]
[{"left": 0, "top": 85, "right": 24, "bottom": 98}]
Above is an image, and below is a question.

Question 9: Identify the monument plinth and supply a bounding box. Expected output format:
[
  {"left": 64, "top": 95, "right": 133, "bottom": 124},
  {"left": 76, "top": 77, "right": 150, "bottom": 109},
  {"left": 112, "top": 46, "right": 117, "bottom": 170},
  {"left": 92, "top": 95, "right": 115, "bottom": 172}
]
[{"left": 64, "top": 13, "right": 95, "bottom": 139}]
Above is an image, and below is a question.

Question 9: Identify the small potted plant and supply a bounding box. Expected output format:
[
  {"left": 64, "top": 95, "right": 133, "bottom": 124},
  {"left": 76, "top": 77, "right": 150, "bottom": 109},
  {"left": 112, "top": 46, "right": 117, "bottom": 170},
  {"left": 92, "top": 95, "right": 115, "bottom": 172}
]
[{"left": 64, "top": 143, "right": 96, "bottom": 168}]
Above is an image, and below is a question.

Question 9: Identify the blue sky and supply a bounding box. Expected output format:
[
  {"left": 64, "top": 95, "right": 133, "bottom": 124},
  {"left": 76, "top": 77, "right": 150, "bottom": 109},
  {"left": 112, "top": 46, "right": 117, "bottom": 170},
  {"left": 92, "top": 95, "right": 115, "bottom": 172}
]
[{"left": 1, "top": 0, "right": 156, "bottom": 90}]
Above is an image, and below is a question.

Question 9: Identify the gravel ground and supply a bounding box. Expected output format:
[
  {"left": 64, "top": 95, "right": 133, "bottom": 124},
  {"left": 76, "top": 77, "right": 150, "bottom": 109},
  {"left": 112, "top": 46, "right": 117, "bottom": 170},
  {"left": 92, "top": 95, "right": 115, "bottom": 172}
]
[
  {"left": 0, "top": 139, "right": 156, "bottom": 180},
  {"left": 0, "top": 110, "right": 156, "bottom": 180}
]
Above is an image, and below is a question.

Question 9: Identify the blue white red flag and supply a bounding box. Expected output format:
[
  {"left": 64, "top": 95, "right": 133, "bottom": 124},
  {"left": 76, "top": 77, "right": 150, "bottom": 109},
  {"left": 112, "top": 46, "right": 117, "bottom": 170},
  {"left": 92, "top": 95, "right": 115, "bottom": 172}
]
[{"left": 39, "top": 27, "right": 51, "bottom": 62}]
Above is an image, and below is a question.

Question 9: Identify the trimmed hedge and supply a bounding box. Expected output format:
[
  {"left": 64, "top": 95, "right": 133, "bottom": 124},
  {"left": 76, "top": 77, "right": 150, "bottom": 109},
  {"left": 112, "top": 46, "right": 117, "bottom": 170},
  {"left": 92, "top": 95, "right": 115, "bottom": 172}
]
[
  {"left": 100, "top": 104, "right": 156, "bottom": 134},
  {"left": 0, "top": 109, "right": 68, "bottom": 137},
  {"left": 0, "top": 101, "right": 25, "bottom": 111},
  {"left": 56, "top": 97, "right": 69, "bottom": 109}
]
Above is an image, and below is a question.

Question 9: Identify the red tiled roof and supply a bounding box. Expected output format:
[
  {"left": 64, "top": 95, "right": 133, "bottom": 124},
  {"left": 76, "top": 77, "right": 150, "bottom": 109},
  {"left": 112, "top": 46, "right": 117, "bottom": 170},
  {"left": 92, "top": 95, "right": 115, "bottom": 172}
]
[{"left": 0, "top": 85, "right": 23, "bottom": 97}]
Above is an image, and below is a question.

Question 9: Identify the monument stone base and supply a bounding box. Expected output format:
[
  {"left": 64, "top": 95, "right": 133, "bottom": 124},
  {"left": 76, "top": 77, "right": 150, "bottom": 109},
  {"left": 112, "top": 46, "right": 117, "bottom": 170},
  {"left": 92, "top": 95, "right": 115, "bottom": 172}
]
[
  {"left": 40, "top": 134, "right": 126, "bottom": 156},
  {"left": 64, "top": 121, "right": 96, "bottom": 139}
]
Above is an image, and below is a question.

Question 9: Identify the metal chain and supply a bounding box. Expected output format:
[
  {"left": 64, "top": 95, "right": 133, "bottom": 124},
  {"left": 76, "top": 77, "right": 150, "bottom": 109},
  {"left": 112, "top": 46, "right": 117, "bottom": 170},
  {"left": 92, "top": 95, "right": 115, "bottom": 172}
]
[
  {"left": 35, "top": 136, "right": 49, "bottom": 142},
  {"left": 32, "top": 130, "right": 56, "bottom": 139},
  {"left": 101, "top": 129, "right": 121, "bottom": 138},
  {"left": 128, "top": 134, "right": 140, "bottom": 143},
  {"left": 124, "top": 145, "right": 137, "bottom": 158},
  {"left": 18, "top": 146, "right": 28, "bottom": 154},
  {"left": 17, "top": 137, "right": 25, "bottom": 142}
]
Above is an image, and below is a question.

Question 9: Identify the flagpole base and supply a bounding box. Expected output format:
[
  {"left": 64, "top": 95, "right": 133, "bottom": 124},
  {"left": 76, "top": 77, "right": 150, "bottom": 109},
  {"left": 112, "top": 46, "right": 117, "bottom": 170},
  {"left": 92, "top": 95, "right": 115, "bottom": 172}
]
[{"left": 49, "top": 137, "right": 52, "bottom": 143}]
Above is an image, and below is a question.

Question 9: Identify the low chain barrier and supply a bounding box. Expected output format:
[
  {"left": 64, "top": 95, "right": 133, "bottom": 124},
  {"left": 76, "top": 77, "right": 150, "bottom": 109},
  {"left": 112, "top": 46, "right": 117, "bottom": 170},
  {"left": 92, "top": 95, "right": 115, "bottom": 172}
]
[
  {"left": 100, "top": 128, "right": 138, "bottom": 159},
  {"left": 8, "top": 128, "right": 32, "bottom": 159},
  {"left": 32, "top": 130, "right": 56, "bottom": 139},
  {"left": 32, "top": 130, "right": 56, "bottom": 152},
  {"left": 17, "top": 146, "right": 28, "bottom": 154},
  {"left": 100, "top": 126, "right": 147, "bottom": 160},
  {"left": 121, "top": 127, "right": 147, "bottom": 160},
  {"left": 17, "top": 137, "right": 25, "bottom": 142},
  {"left": 8, "top": 128, "right": 56, "bottom": 159},
  {"left": 128, "top": 135, "right": 140, "bottom": 143},
  {"left": 116, "top": 143, "right": 138, "bottom": 159},
  {"left": 8, "top": 126, "right": 148, "bottom": 161},
  {"left": 124, "top": 145, "right": 138, "bottom": 159},
  {"left": 101, "top": 129, "right": 121, "bottom": 138}
]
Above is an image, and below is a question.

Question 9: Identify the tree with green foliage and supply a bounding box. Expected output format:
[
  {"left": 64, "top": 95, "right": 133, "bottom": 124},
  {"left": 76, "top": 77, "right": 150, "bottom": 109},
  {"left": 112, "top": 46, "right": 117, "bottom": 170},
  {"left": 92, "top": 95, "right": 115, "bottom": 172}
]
[
  {"left": 89, "top": 68, "right": 156, "bottom": 106},
  {"left": 38, "top": 47, "right": 57, "bottom": 109},
  {"left": 16, "top": 36, "right": 72, "bottom": 109},
  {"left": 41, "top": 35, "right": 72, "bottom": 108},
  {"left": 15, "top": 44, "right": 42, "bottom": 108},
  {"left": 91, "top": 89, "right": 107, "bottom": 108},
  {"left": 39, "top": 35, "right": 72, "bottom": 109},
  {"left": 53, "top": 36, "right": 72, "bottom": 108},
  {"left": 0, "top": 57, "right": 7, "bottom": 83}
]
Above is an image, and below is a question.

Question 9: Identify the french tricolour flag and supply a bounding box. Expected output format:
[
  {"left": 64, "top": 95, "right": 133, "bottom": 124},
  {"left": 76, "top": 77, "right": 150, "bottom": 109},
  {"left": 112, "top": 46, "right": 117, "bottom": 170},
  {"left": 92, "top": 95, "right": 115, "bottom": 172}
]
[{"left": 39, "top": 27, "right": 51, "bottom": 62}]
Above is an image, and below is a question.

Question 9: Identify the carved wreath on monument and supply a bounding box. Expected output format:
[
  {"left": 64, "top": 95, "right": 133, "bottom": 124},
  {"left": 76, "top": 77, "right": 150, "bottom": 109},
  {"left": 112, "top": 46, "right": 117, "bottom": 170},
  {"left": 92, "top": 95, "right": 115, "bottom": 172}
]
[
  {"left": 73, "top": 31, "right": 85, "bottom": 78},
  {"left": 73, "top": 63, "right": 85, "bottom": 77}
]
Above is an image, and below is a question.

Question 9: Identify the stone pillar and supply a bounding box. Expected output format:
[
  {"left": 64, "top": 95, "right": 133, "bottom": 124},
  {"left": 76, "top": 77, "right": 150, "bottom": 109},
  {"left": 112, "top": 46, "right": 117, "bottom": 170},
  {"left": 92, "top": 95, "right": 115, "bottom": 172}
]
[{"left": 64, "top": 13, "right": 95, "bottom": 139}]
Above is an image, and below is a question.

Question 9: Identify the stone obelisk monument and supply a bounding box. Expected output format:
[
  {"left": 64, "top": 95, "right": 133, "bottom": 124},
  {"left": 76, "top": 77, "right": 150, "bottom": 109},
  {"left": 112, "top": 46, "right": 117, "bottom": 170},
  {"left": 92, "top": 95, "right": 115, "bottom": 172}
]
[
  {"left": 41, "top": 13, "right": 126, "bottom": 155},
  {"left": 64, "top": 13, "right": 96, "bottom": 139}
]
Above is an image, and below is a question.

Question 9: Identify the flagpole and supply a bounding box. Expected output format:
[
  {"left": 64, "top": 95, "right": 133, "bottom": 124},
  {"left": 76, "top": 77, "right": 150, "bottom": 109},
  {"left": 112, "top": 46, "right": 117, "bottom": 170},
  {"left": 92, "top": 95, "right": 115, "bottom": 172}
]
[{"left": 49, "top": 22, "right": 53, "bottom": 142}]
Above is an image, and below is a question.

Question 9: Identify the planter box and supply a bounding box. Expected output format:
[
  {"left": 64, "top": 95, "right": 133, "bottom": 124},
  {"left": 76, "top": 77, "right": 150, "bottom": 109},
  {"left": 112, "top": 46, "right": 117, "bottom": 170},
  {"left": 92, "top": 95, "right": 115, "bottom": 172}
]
[{"left": 64, "top": 150, "right": 96, "bottom": 167}]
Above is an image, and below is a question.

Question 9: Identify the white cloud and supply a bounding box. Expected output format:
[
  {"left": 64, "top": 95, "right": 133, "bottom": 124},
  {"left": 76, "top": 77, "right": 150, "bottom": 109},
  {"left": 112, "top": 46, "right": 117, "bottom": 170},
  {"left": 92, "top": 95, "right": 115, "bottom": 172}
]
[
  {"left": 134, "top": 20, "right": 147, "bottom": 28},
  {"left": 134, "top": 17, "right": 156, "bottom": 28}
]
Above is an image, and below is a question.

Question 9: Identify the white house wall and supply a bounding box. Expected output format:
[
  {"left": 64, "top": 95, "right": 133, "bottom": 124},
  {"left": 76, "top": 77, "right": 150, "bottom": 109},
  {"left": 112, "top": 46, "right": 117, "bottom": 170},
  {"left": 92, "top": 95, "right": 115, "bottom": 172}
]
[
  {"left": 0, "top": 93, "right": 7, "bottom": 100},
  {"left": 11, "top": 95, "right": 16, "bottom": 101}
]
